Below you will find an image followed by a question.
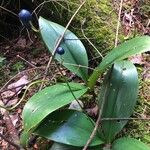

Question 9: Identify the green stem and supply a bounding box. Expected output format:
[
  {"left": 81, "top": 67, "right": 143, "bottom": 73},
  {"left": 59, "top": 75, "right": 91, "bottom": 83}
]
[
  {"left": 87, "top": 68, "right": 102, "bottom": 90},
  {"left": 29, "top": 21, "right": 39, "bottom": 32}
]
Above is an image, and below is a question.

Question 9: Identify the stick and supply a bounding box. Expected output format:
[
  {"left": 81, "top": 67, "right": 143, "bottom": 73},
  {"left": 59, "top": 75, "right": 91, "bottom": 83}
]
[
  {"left": 115, "top": 0, "right": 123, "bottom": 47},
  {"left": 101, "top": 117, "right": 150, "bottom": 121}
]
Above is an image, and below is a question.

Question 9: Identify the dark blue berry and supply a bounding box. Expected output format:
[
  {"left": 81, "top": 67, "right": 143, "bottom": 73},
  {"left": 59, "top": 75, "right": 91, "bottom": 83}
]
[
  {"left": 56, "top": 47, "right": 65, "bottom": 55},
  {"left": 19, "top": 9, "right": 32, "bottom": 28}
]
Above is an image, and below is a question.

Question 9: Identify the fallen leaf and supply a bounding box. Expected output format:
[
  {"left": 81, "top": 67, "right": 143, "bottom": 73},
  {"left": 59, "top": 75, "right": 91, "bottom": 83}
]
[
  {"left": 128, "top": 54, "right": 144, "bottom": 65},
  {"left": 86, "top": 105, "right": 98, "bottom": 117},
  {"left": 5, "top": 98, "right": 18, "bottom": 107},
  {"left": 10, "top": 114, "right": 18, "bottom": 127},
  {"left": 7, "top": 75, "right": 29, "bottom": 92},
  {"left": 69, "top": 100, "right": 84, "bottom": 111},
  {"left": 1, "top": 91, "right": 15, "bottom": 99}
]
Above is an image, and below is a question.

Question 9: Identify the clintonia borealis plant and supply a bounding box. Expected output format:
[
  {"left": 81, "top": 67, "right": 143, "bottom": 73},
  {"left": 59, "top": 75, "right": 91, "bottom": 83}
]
[{"left": 19, "top": 10, "right": 150, "bottom": 150}]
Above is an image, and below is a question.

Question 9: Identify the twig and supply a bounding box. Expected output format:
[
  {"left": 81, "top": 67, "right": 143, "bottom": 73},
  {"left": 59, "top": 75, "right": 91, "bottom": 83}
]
[
  {"left": 17, "top": 55, "right": 36, "bottom": 68},
  {"left": 81, "top": 19, "right": 103, "bottom": 59},
  {"left": 32, "top": 0, "right": 65, "bottom": 15},
  {"left": 82, "top": 84, "right": 106, "bottom": 150},
  {"left": 54, "top": 61, "right": 97, "bottom": 128},
  {"left": 0, "top": 6, "right": 18, "bottom": 17},
  {"left": 54, "top": 61, "right": 84, "bottom": 110},
  {"left": 0, "top": 133, "right": 20, "bottom": 150},
  {"left": 83, "top": 111, "right": 101, "bottom": 150},
  {"left": 101, "top": 117, "right": 150, "bottom": 121},
  {"left": 60, "top": 62, "right": 95, "bottom": 70},
  {"left": 115, "top": 0, "right": 123, "bottom": 47},
  {"left": 26, "top": 29, "right": 34, "bottom": 43},
  {"left": 39, "top": 0, "right": 86, "bottom": 90}
]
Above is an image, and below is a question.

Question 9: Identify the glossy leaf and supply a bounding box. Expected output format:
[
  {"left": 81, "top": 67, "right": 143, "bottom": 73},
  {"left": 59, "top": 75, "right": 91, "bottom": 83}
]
[
  {"left": 50, "top": 143, "right": 102, "bottom": 150},
  {"left": 22, "top": 82, "right": 88, "bottom": 132},
  {"left": 34, "top": 109, "right": 103, "bottom": 147},
  {"left": 88, "top": 36, "right": 150, "bottom": 89},
  {"left": 20, "top": 131, "right": 30, "bottom": 146},
  {"left": 39, "top": 17, "right": 88, "bottom": 81},
  {"left": 50, "top": 143, "right": 78, "bottom": 150},
  {"left": 98, "top": 61, "right": 138, "bottom": 143},
  {"left": 112, "top": 137, "right": 150, "bottom": 150}
]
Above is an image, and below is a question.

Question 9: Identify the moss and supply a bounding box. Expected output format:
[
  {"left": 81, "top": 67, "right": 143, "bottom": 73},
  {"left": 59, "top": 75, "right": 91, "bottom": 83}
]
[
  {"left": 40, "top": 0, "right": 120, "bottom": 55},
  {"left": 65, "top": 0, "right": 120, "bottom": 54}
]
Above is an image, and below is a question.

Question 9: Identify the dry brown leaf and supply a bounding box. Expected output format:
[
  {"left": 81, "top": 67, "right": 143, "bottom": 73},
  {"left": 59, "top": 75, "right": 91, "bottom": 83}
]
[
  {"left": 7, "top": 75, "right": 29, "bottom": 92},
  {"left": 86, "top": 105, "right": 98, "bottom": 117}
]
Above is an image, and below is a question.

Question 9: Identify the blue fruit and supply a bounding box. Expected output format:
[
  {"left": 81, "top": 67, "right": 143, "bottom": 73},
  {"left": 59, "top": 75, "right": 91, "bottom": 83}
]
[
  {"left": 56, "top": 47, "right": 65, "bottom": 55},
  {"left": 19, "top": 9, "right": 32, "bottom": 28}
]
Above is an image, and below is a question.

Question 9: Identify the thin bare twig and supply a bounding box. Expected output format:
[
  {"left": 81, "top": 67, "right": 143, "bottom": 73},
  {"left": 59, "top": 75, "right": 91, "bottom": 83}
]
[
  {"left": 0, "top": 6, "right": 18, "bottom": 17},
  {"left": 17, "top": 55, "right": 36, "bottom": 68},
  {"left": 101, "top": 117, "right": 150, "bottom": 121},
  {"left": 32, "top": 0, "right": 65, "bottom": 15},
  {"left": 39, "top": 0, "right": 86, "bottom": 90},
  {"left": 115, "top": 0, "right": 123, "bottom": 47},
  {"left": 82, "top": 84, "right": 107, "bottom": 150},
  {"left": 81, "top": 19, "right": 104, "bottom": 59},
  {"left": 54, "top": 62, "right": 84, "bottom": 110}
]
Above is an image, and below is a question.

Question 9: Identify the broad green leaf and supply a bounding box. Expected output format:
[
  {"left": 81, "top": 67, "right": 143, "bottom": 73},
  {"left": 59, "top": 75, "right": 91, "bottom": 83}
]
[
  {"left": 39, "top": 17, "right": 88, "bottom": 81},
  {"left": 88, "top": 36, "right": 150, "bottom": 89},
  {"left": 50, "top": 143, "right": 78, "bottom": 150},
  {"left": 34, "top": 109, "right": 103, "bottom": 147},
  {"left": 112, "top": 137, "right": 150, "bottom": 150},
  {"left": 20, "top": 131, "right": 30, "bottom": 146},
  {"left": 98, "top": 61, "right": 138, "bottom": 143},
  {"left": 22, "top": 82, "right": 88, "bottom": 132},
  {"left": 50, "top": 142, "right": 102, "bottom": 150}
]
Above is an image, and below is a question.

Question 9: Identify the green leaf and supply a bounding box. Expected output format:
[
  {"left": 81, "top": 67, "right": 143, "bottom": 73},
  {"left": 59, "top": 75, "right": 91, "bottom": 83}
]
[
  {"left": 34, "top": 109, "right": 103, "bottom": 147},
  {"left": 112, "top": 137, "right": 150, "bottom": 150},
  {"left": 0, "top": 57, "right": 5, "bottom": 63},
  {"left": 20, "top": 131, "right": 30, "bottom": 146},
  {"left": 50, "top": 142, "right": 102, "bottom": 150},
  {"left": 88, "top": 36, "right": 150, "bottom": 89},
  {"left": 50, "top": 143, "right": 79, "bottom": 150},
  {"left": 98, "top": 61, "right": 138, "bottom": 143},
  {"left": 22, "top": 82, "right": 88, "bottom": 132},
  {"left": 39, "top": 17, "right": 88, "bottom": 81}
]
